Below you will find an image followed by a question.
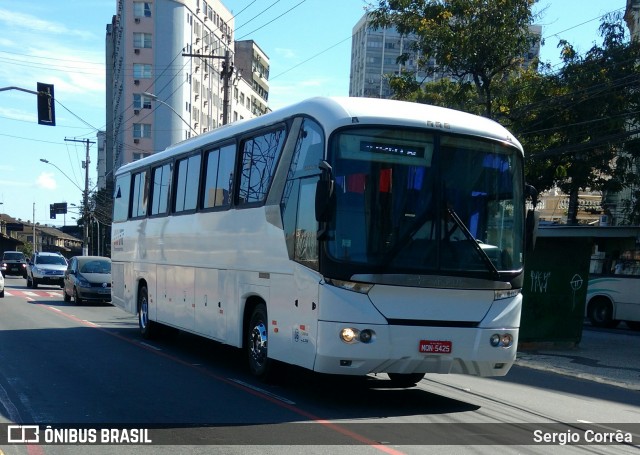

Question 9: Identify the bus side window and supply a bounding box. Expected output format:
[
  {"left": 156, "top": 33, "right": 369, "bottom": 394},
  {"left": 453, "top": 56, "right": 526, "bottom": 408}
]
[
  {"left": 238, "top": 127, "right": 286, "bottom": 205},
  {"left": 202, "top": 144, "right": 236, "bottom": 209},
  {"left": 174, "top": 154, "right": 201, "bottom": 213},
  {"left": 281, "top": 119, "right": 324, "bottom": 268},
  {"left": 113, "top": 173, "right": 131, "bottom": 222},
  {"left": 131, "top": 170, "right": 149, "bottom": 218},
  {"left": 150, "top": 163, "right": 171, "bottom": 216}
]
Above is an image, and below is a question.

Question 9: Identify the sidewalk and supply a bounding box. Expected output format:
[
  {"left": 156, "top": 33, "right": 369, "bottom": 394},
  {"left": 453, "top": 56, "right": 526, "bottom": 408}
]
[{"left": 515, "top": 326, "right": 640, "bottom": 390}]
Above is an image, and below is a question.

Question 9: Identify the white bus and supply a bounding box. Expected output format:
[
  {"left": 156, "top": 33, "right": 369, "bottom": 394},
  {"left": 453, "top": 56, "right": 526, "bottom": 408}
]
[
  {"left": 587, "top": 251, "right": 640, "bottom": 330},
  {"left": 111, "top": 97, "right": 528, "bottom": 386}
]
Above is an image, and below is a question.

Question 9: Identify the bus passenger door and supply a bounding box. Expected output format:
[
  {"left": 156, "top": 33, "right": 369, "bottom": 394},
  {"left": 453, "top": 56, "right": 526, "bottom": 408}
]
[
  {"left": 194, "top": 268, "right": 225, "bottom": 341},
  {"left": 287, "top": 265, "right": 320, "bottom": 370}
]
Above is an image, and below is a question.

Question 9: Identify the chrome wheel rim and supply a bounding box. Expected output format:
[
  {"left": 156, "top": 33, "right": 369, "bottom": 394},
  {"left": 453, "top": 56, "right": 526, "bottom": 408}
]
[
  {"left": 249, "top": 321, "right": 268, "bottom": 368},
  {"left": 140, "top": 296, "right": 149, "bottom": 329}
]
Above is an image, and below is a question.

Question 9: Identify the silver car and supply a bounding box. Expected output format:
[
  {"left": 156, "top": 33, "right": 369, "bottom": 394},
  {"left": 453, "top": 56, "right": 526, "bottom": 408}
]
[
  {"left": 63, "top": 256, "right": 112, "bottom": 304},
  {"left": 27, "top": 252, "right": 68, "bottom": 288}
]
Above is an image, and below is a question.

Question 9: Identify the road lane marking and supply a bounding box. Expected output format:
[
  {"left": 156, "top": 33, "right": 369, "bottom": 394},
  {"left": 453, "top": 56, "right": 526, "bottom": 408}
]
[
  {"left": 228, "top": 378, "right": 296, "bottom": 405},
  {"left": 140, "top": 341, "right": 162, "bottom": 351},
  {"left": 33, "top": 303, "right": 407, "bottom": 455}
]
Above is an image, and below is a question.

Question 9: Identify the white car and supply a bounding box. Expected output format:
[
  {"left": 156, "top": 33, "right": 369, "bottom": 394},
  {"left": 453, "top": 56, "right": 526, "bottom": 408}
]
[{"left": 26, "top": 252, "right": 68, "bottom": 288}]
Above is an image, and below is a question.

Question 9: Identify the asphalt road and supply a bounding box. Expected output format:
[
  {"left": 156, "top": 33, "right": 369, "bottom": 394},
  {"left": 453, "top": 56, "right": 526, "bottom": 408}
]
[{"left": 0, "top": 277, "right": 638, "bottom": 455}]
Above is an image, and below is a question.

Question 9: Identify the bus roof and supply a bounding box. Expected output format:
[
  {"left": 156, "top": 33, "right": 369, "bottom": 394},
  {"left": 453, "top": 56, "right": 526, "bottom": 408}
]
[{"left": 116, "top": 96, "right": 522, "bottom": 175}]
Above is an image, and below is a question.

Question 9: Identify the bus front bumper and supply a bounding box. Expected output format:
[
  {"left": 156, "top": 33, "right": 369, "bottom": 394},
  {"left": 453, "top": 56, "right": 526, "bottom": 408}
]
[{"left": 313, "top": 321, "right": 518, "bottom": 377}]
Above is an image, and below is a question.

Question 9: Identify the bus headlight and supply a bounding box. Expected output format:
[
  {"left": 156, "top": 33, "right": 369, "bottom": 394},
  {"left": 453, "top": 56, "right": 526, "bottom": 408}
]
[
  {"left": 340, "top": 328, "right": 358, "bottom": 343},
  {"left": 339, "top": 327, "right": 376, "bottom": 344},
  {"left": 490, "top": 333, "right": 513, "bottom": 348}
]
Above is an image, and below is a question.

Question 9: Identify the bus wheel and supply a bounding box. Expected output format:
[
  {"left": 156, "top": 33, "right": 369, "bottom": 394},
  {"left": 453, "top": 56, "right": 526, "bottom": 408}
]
[
  {"left": 387, "top": 373, "right": 424, "bottom": 388},
  {"left": 588, "top": 298, "right": 619, "bottom": 328},
  {"left": 138, "top": 285, "right": 156, "bottom": 339},
  {"left": 247, "top": 304, "right": 270, "bottom": 378}
]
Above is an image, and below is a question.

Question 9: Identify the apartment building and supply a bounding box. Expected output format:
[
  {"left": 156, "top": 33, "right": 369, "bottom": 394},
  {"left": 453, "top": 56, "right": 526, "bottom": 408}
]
[{"left": 106, "top": 0, "right": 270, "bottom": 178}]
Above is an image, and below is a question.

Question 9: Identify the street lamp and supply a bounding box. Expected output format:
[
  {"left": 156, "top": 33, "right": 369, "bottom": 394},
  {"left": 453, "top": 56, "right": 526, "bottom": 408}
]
[
  {"left": 144, "top": 92, "right": 197, "bottom": 135},
  {"left": 40, "top": 158, "right": 89, "bottom": 255},
  {"left": 40, "top": 159, "right": 83, "bottom": 193}
]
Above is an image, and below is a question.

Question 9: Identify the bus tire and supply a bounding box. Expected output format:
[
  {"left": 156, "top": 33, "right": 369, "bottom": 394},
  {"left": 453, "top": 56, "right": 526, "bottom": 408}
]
[
  {"left": 588, "top": 297, "right": 619, "bottom": 328},
  {"left": 247, "top": 303, "right": 270, "bottom": 379},
  {"left": 138, "top": 285, "right": 157, "bottom": 339},
  {"left": 387, "top": 373, "right": 424, "bottom": 388}
]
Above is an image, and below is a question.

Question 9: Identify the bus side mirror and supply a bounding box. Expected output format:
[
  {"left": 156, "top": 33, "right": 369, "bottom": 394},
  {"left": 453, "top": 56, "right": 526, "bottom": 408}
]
[
  {"left": 315, "top": 160, "right": 335, "bottom": 223},
  {"left": 524, "top": 183, "right": 539, "bottom": 252},
  {"left": 525, "top": 210, "right": 539, "bottom": 252}
]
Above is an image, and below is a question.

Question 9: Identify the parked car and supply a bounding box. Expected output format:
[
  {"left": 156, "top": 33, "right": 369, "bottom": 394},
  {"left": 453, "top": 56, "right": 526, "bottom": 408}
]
[
  {"left": 1, "top": 251, "right": 28, "bottom": 278},
  {"left": 63, "top": 256, "right": 112, "bottom": 304},
  {"left": 26, "top": 252, "right": 68, "bottom": 288},
  {"left": 0, "top": 271, "right": 4, "bottom": 298}
]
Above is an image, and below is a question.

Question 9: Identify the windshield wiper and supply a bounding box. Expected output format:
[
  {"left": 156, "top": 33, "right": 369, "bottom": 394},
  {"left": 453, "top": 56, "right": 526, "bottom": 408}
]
[{"left": 447, "top": 208, "right": 500, "bottom": 279}]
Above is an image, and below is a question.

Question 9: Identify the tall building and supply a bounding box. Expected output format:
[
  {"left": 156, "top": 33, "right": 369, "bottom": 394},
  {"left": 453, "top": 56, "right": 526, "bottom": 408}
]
[
  {"left": 233, "top": 40, "right": 270, "bottom": 120},
  {"left": 625, "top": 0, "right": 640, "bottom": 39},
  {"left": 106, "top": 0, "right": 269, "bottom": 179},
  {"left": 349, "top": 13, "right": 541, "bottom": 98},
  {"left": 349, "top": 13, "right": 431, "bottom": 98}
]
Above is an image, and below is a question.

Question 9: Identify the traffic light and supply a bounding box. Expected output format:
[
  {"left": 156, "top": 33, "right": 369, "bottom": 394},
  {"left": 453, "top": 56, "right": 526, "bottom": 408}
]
[
  {"left": 37, "top": 82, "right": 55, "bottom": 126},
  {"left": 50, "top": 204, "right": 56, "bottom": 219}
]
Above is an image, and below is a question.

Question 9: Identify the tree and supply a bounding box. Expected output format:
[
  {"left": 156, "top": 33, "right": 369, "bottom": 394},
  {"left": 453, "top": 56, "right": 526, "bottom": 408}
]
[
  {"left": 507, "top": 14, "right": 640, "bottom": 224},
  {"left": 368, "top": 0, "right": 539, "bottom": 118}
]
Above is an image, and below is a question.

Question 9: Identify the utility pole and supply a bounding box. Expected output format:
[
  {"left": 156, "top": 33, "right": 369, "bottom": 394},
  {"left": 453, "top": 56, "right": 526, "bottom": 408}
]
[
  {"left": 64, "top": 138, "right": 95, "bottom": 255},
  {"left": 33, "top": 203, "right": 36, "bottom": 253},
  {"left": 182, "top": 49, "right": 234, "bottom": 125}
]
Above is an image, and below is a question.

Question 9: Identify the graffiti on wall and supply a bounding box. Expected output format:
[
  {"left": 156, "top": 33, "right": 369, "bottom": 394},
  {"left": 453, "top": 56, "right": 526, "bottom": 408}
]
[{"left": 530, "top": 271, "right": 551, "bottom": 293}]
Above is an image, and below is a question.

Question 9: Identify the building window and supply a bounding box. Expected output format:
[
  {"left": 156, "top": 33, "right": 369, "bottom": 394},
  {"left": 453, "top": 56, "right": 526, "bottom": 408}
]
[
  {"left": 132, "top": 152, "right": 150, "bottom": 161},
  {"left": 133, "top": 32, "right": 152, "bottom": 48},
  {"left": 133, "top": 93, "right": 152, "bottom": 109},
  {"left": 133, "top": 2, "right": 152, "bottom": 18},
  {"left": 133, "top": 123, "right": 152, "bottom": 138},
  {"left": 133, "top": 64, "right": 152, "bottom": 78}
]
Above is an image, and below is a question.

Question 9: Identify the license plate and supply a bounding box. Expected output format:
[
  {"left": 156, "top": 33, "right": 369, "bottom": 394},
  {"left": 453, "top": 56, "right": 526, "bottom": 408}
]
[{"left": 419, "top": 340, "right": 452, "bottom": 354}]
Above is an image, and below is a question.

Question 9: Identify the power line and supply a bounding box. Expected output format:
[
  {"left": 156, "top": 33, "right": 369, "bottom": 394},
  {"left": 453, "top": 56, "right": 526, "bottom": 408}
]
[{"left": 236, "top": 0, "right": 307, "bottom": 40}]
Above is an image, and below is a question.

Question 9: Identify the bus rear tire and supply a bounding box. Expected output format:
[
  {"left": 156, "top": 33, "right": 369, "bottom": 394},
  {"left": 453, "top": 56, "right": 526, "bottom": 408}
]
[
  {"left": 588, "top": 298, "right": 619, "bottom": 328},
  {"left": 247, "top": 303, "right": 270, "bottom": 379},
  {"left": 138, "top": 285, "right": 157, "bottom": 339},
  {"left": 387, "top": 373, "right": 425, "bottom": 388}
]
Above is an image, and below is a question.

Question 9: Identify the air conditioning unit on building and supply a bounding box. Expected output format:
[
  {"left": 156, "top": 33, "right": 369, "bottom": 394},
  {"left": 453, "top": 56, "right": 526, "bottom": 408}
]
[
  {"left": 134, "top": 49, "right": 140, "bottom": 54},
  {"left": 134, "top": 109, "right": 140, "bottom": 115},
  {"left": 133, "top": 138, "right": 140, "bottom": 144},
  {"left": 135, "top": 18, "right": 140, "bottom": 23},
  {"left": 134, "top": 80, "right": 140, "bottom": 85}
]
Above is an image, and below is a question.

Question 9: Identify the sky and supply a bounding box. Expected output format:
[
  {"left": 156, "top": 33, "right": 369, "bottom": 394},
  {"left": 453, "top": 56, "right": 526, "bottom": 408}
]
[{"left": 0, "top": 0, "right": 628, "bottom": 228}]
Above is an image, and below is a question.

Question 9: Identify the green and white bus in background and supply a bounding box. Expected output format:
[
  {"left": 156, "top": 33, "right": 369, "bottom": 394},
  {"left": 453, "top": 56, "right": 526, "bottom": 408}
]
[
  {"left": 587, "top": 249, "right": 640, "bottom": 330},
  {"left": 111, "top": 97, "right": 528, "bottom": 386}
]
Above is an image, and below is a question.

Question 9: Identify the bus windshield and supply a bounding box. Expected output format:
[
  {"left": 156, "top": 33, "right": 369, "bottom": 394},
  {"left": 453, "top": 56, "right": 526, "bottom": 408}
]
[{"left": 326, "top": 127, "right": 524, "bottom": 278}]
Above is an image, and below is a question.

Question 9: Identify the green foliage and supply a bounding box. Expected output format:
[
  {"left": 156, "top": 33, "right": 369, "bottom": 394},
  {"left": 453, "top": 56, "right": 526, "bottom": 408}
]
[
  {"left": 510, "top": 13, "right": 640, "bottom": 223},
  {"left": 369, "top": 0, "right": 538, "bottom": 118},
  {"left": 18, "top": 243, "right": 33, "bottom": 258},
  {"left": 369, "top": 2, "right": 640, "bottom": 225}
]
